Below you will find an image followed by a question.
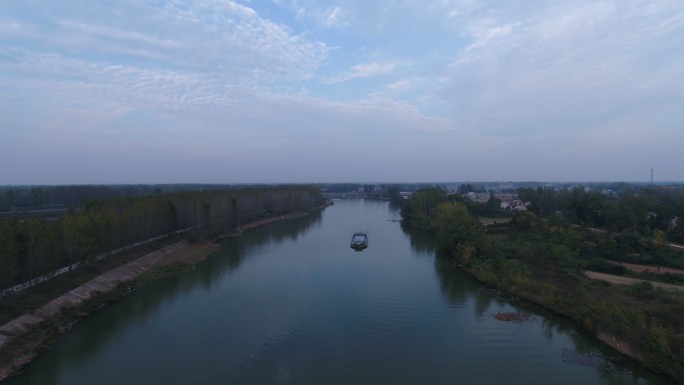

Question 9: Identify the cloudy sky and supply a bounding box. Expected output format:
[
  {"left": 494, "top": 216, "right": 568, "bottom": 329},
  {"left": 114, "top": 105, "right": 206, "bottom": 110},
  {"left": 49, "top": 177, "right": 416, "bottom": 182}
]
[{"left": 1, "top": 0, "right": 683, "bottom": 184}]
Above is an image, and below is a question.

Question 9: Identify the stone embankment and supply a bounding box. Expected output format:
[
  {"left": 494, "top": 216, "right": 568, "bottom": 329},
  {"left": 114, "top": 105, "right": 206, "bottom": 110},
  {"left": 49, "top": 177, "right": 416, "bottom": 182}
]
[{"left": 0, "top": 240, "right": 218, "bottom": 382}]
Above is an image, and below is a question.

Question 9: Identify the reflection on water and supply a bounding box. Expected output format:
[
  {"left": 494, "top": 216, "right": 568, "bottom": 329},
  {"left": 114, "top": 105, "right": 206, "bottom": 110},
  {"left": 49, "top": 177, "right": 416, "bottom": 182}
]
[
  {"left": 433, "top": 257, "right": 476, "bottom": 308},
  {"left": 400, "top": 222, "right": 435, "bottom": 256},
  {"left": 5, "top": 199, "right": 675, "bottom": 385},
  {"left": 223, "top": 209, "right": 324, "bottom": 273}
]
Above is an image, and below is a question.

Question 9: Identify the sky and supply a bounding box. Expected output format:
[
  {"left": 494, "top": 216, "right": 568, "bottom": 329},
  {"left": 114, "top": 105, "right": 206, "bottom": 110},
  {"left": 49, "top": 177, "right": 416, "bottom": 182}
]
[{"left": 1, "top": 0, "right": 683, "bottom": 184}]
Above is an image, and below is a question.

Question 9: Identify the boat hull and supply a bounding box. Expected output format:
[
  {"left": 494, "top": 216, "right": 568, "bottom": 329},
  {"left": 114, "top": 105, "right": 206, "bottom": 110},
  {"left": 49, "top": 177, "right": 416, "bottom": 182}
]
[{"left": 350, "top": 232, "right": 368, "bottom": 249}]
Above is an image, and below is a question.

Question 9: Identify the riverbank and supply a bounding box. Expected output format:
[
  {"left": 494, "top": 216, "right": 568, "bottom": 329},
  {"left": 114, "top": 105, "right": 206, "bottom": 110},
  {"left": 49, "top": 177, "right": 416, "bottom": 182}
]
[
  {"left": 459, "top": 255, "right": 683, "bottom": 382},
  {"left": 0, "top": 205, "right": 328, "bottom": 382},
  {"left": 0, "top": 240, "right": 220, "bottom": 382},
  {"left": 215, "top": 210, "right": 316, "bottom": 239}
]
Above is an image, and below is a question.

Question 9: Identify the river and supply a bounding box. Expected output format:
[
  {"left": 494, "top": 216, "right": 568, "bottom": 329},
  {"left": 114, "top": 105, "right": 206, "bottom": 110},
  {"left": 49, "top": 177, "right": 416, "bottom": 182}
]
[{"left": 5, "top": 199, "right": 674, "bottom": 384}]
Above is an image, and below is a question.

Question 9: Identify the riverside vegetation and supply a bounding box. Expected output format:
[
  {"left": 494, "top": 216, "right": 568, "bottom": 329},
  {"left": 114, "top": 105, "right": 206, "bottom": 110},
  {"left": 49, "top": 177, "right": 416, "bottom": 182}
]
[
  {"left": 0, "top": 185, "right": 326, "bottom": 290},
  {"left": 0, "top": 185, "right": 326, "bottom": 380},
  {"left": 400, "top": 186, "right": 684, "bottom": 382}
]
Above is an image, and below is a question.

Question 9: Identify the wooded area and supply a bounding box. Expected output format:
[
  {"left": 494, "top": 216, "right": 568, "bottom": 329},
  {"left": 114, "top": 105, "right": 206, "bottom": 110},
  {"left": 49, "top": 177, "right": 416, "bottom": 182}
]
[
  {"left": 400, "top": 185, "right": 684, "bottom": 381},
  {"left": 0, "top": 186, "right": 325, "bottom": 290},
  {"left": 519, "top": 186, "right": 684, "bottom": 242}
]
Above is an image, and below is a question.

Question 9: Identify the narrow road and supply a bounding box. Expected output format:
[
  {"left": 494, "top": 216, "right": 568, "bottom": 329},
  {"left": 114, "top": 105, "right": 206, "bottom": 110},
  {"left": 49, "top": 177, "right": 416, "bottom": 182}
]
[
  {"left": 584, "top": 271, "right": 684, "bottom": 292},
  {"left": 580, "top": 225, "right": 684, "bottom": 252}
]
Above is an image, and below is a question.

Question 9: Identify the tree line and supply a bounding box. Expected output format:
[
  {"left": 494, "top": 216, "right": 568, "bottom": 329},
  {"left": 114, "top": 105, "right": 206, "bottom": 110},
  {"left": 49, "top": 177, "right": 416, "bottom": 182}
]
[
  {"left": 0, "top": 186, "right": 325, "bottom": 289},
  {"left": 0, "top": 184, "right": 300, "bottom": 213},
  {"left": 519, "top": 186, "right": 684, "bottom": 242}
]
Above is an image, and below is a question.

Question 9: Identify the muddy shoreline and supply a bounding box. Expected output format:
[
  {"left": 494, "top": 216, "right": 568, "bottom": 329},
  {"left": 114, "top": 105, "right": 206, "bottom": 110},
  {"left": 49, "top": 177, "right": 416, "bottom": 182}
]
[{"left": 0, "top": 205, "right": 328, "bottom": 382}]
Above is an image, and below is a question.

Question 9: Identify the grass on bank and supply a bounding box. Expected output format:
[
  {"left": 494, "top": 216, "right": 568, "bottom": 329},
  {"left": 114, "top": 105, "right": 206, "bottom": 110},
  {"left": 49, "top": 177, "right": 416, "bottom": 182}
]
[{"left": 463, "top": 233, "right": 684, "bottom": 381}]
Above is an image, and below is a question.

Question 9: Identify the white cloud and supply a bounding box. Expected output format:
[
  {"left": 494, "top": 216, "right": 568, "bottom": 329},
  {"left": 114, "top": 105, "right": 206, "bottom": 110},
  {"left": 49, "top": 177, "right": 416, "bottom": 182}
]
[
  {"left": 465, "top": 21, "right": 519, "bottom": 52},
  {"left": 386, "top": 79, "right": 412, "bottom": 91},
  {"left": 438, "top": 0, "right": 684, "bottom": 139},
  {"left": 325, "top": 62, "right": 397, "bottom": 84},
  {"left": 324, "top": 6, "right": 346, "bottom": 28},
  {"left": 2, "top": 0, "right": 684, "bottom": 183},
  {"left": 0, "top": 0, "right": 328, "bottom": 83}
]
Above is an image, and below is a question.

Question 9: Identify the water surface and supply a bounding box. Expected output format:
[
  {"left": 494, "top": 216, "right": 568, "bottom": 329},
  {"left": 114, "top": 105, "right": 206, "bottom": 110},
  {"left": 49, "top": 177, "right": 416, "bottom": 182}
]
[{"left": 6, "top": 199, "right": 673, "bottom": 384}]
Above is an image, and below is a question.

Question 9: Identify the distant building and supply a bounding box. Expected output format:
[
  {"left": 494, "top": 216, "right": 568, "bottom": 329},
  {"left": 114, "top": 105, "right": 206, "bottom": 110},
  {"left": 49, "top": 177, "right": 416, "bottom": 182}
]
[
  {"left": 501, "top": 199, "right": 528, "bottom": 211},
  {"left": 463, "top": 192, "right": 489, "bottom": 204},
  {"left": 399, "top": 192, "right": 413, "bottom": 199}
]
